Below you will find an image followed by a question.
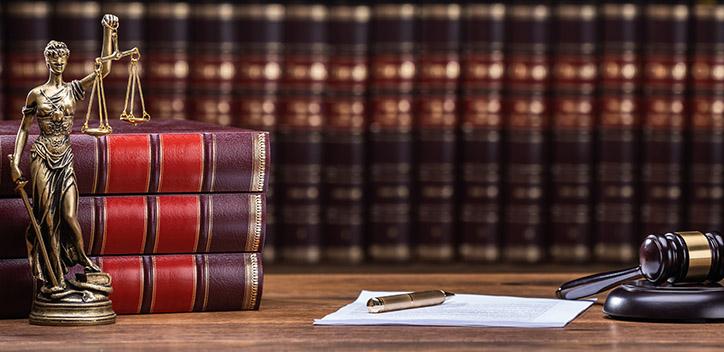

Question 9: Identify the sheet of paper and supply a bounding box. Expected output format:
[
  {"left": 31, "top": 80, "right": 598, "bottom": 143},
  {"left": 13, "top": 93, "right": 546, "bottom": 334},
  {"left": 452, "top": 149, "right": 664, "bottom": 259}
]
[{"left": 314, "top": 291, "right": 593, "bottom": 328}]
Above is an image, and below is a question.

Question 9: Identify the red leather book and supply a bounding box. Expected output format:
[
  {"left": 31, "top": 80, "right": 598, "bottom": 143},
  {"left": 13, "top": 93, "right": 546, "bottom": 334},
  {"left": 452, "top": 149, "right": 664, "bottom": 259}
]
[
  {"left": 503, "top": 4, "right": 550, "bottom": 263},
  {"left": 101, "top": 1, "right": 145, "bottom": 122},
  {"left": 0, "top": 119, "right": 269, "bottom": 196},
  {"left": 549, "top": 4, "right": 597, "bottom": 262},
  {"left": 235, "top": 4, "right": 284, "bottom": 262},
  {"left": 323, "top": 5, "right": 369, "bottom": 263},
  {"left": 278, "top": 5, "right": 327, "bottom": 263},
  {"left": 144, "top": 2, "right": 190, "bottom": 120},
  {"left": 0, "top": 252, "right": 263, "bottom": 318},
  {"left": 0, "top": 192, "right": 265, "bottom": 258},
  {"left": 595, "top": 4, "right": 640, "bottom": 262},
  {"left": 52, "top": 1, "right": 100, "bottom": 119},
  {"left": 641, "top": 4, "right": 688, "bottom": 235},
  {"left": 189, "top": 2, "right": 236, "bottom": 126},
  {"left": 414, "top": 4, "right": 460, "bottom": 261},
  {"left": 459, "top": 4, "right": 505, "bottom": 262},
  {"left": 689, "top": 4, "right": 724, "bottom": 231},
  {"left": 367, "top": 4, "right": 416, "bottom": 262},
  {"left": 3, "top": 2, "right": 50, "bottom": 120}
]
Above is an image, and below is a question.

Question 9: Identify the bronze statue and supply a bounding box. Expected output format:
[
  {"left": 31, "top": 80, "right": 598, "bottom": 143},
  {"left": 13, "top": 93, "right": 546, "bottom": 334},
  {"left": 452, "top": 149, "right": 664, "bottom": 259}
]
[{"left": 9, "top": 14, "right": 148, "bottom": 326}]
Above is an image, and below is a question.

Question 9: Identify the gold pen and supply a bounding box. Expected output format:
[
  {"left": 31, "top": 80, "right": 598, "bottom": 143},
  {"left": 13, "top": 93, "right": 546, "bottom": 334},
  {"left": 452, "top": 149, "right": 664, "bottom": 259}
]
[{"left": 366, "top": 290, "right": 455, "bottom": 313}]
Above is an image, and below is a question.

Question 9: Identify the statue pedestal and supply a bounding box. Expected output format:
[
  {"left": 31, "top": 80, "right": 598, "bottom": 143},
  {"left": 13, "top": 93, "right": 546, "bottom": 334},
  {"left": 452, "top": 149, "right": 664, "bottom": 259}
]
[
  {"left": 604, "top": 280, "right": 724, "bottom": 322},
  {"left": 29, "top": 272, "right": 116, "bottom": 326}
]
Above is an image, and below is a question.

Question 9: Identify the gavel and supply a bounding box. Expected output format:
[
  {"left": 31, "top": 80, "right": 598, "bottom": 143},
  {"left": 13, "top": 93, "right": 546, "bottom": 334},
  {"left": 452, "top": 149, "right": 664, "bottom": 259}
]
[{"left": 557, "top": 231, "right": 724, "bottom": 300}]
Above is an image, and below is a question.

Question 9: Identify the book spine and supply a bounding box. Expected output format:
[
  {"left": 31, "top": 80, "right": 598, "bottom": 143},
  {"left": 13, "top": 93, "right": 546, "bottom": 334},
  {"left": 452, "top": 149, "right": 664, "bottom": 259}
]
[
  {"left": 459, "top": 4, "right": 505, "bottom": 262},
  {"left": 641, "top": 4, "right": 688, "bottom": 235},
  {"left": 503, "top": 4, "right": 550, "bottom": 263},
  {"left": 596, "top": 4, "right": 640, "bottom": 262},
  {"left": 278, "top": 4, "right": 328, "bottom": 263},
  {"left": 101, "top": 1, "right": 145, "bottom": 121},
  {"left": 0, "top": 193, "right": 265, "bottom": 258},
  {"left": 0, "top": 130, "right": 270, "bottom": 195},
  {"left": 189, "top": 2, "right": 236, "bottom": 126},
  {"left": 52, "top": 1, "right": 100, "bottom": 119},
  {"left": 0, "top": 4, "right": 4, "bottom": 118},
  {"left": 689, "top": 4, "right": 724, "bottom": 231},
  {"left": 144, "top": 2, "right": 190, "bottom": 120},
  {"left": 3, "top": 2, "right": 50, "bottom": 120},
  {"left": 0, "top": 253, "right": 263, "bottom": 318},
  {"left": 414, "top": 4, "right": 460, "bottom": 261},
  {"left": 323, "top": 5, "right": 369, "bottom": 263},
  {"left": 367, "top": 4, "right": 416, "bottom": 262},
  {"left": 235, "top": 4, "right": 284, "bottom": 262},
  {"left": 549, "top": 4, "right": 597, "bottom": 262}
]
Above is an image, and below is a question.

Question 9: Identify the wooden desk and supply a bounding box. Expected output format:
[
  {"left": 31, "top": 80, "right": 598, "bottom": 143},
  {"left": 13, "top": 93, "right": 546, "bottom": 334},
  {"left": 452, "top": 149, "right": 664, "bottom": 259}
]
[{"left": 0, "top": 273, "right": 722, "bottom": 351}]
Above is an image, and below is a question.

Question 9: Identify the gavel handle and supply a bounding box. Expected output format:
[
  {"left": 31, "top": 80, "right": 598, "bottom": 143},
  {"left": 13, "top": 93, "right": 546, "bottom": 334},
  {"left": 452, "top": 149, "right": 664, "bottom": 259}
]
[{"left": 556, "top": 266, "right": 642, "bottom": 300}]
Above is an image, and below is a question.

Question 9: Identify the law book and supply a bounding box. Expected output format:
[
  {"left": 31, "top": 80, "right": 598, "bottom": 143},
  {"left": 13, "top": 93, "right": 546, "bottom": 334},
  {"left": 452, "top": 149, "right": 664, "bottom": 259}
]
[
  {"left": 414, "top": 4, "right": 460, "bottom": 261},
  {"left": 0, "top": 252, "right": 263, "bottom": 318},
  {"left": 0, "top": 119, "right": 269, "bottom": 196},
  {"left": 459, "top": 3, "right": 505, "bottom": 262},
  {"left": 235, "top": 4, "right": 284, "bottom": 262},
  {"left": 0, "top": 4, "right": 4, "bottom": 118},
  {"left": 689, "top": 4, "right": 724, "bottom": 231},
  {"left": 595, "top": 4, "right": 640, "bottom": 262},
  {"left": 52, "top": 1, "right": 100, "bottom": 119},
  {"left": 367, "top": 4, "right": 416, "bottom": 262},
  {"left": 189, "top": 2, "right": 236, "bottom": 126},
  {"left": 549, "top": 4, "right": 597, "bottom": 262},
  {"left": 0, "top": 192, "right": 265, "bottom": 259},
  {"left": 278, "top": 4, "right": 327, "bottom": 263},
  {"left": 641, "top": 4, "right": 688, "bottom": 236},
  {"left": 144, "top": 2, "right": 190, "bottom": 120},
  {"left": 323, "top": 5, "right": 369, "bottom": 263},
  {"left": 101, "top": 1, "right": 145, "bottom": 122},
  {"left": 503, "top": 4, "right": 550, "bottom": 263},
  {"left": 3, "top": 1, "right": 50, "bottom": 120}
]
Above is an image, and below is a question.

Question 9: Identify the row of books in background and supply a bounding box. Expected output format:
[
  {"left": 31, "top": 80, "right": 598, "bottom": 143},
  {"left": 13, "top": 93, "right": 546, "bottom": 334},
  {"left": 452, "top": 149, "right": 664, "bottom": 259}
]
[{"left": 0, "top": 1, "right": 722, "bottom": 265}]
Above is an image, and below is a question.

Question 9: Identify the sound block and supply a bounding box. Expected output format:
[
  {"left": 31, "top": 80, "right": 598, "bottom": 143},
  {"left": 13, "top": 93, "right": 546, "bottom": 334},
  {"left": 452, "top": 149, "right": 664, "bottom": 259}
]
[{"left": 604, "top": 280, "right": 724, "bottom": 322}]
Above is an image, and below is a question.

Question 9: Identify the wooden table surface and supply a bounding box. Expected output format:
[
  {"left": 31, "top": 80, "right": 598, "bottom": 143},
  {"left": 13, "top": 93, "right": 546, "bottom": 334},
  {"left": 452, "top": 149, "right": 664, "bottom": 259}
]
[{"left": 1, "top": 272, "right": 722, "bottom": 351}]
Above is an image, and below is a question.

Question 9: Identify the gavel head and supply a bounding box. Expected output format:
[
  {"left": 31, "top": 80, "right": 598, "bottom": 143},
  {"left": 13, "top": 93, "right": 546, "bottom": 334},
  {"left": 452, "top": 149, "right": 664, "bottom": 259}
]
[{"left": 639, "top": 231, "right": 724, "bottom": 284}]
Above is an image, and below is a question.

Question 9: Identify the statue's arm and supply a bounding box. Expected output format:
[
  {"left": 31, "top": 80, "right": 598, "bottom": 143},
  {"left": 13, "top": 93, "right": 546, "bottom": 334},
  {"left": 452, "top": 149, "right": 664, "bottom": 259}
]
[
  {"left": 79, "top": 14, "right": 119, "bottom": 91},
  {"left": 10, "top": 91, "right": 38, "bottom": 182}
]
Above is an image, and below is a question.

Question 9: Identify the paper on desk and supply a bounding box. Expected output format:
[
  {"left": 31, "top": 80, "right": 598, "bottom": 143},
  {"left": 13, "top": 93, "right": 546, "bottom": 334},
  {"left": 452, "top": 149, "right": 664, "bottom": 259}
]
[{"left": 314, "top": 291, "right": 593, "bottom": 328}]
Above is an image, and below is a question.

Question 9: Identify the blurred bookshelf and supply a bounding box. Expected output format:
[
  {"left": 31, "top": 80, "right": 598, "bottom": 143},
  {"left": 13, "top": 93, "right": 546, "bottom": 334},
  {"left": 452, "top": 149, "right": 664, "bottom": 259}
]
[{"left": 3, "top": 1, "right": 722, "bottom": 269}]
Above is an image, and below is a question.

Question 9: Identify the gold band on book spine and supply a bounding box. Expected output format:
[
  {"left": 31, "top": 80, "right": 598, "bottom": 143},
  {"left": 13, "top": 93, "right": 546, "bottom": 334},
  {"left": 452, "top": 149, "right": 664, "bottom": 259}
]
[
  {"left": 247, "top": 194, "right": 263, "bottom": 252},
  {"left": 235, "top": 4, "right": 284, "bottom": 20},
  {"left": 251, "top": 132, "right": 267, "bottom": 192},
  {"left": 285, "top": 5, "right": 327, "bottom": 21},
  {"left": 54, "top": 1, "right": 100, "bottom": 17},
  {"left": 420, "top": 4, "right": 460, "bottom": 19},
  {"left": 465, "top": 4, "right": 505, "bottom": 19},
  {"left": 7, "top": 2, "right": 50, "bottom": 17},
  {"left": 329, "top": 5, "right": 370, "bottom": 22},
  {"left": 243, "top": 253, "right": 260, "bottom": 310},
  {"left": 147, "top": 3, "right": 190, "bottom": 18},
  {"left": 372, "top": 4, "right": 416, "bottom": 19}
]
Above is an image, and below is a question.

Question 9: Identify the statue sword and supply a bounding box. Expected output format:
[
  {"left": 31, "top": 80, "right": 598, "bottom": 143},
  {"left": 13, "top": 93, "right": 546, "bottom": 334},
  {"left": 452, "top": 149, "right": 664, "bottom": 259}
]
[{"left": 7, "top": 155, "right": 60, "bottom": 288}]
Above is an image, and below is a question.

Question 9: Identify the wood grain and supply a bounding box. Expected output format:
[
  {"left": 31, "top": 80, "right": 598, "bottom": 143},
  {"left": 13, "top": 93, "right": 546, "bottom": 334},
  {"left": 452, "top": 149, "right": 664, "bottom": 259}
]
[{"left": 1, "top": 272, "right": 723, "bottom": 351}]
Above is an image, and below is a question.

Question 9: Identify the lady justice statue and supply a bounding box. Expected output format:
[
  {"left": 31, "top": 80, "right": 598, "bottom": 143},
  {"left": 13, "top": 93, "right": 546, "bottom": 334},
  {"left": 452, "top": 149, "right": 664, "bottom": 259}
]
[{"left": 9, "top": 14, "right": 144, "bottom": 326}]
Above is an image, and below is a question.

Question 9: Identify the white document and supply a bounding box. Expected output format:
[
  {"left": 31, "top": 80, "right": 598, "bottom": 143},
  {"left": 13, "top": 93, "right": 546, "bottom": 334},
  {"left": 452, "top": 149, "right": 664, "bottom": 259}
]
[{"left": 314, "top": 291, "right": 593, "bottom": 328}]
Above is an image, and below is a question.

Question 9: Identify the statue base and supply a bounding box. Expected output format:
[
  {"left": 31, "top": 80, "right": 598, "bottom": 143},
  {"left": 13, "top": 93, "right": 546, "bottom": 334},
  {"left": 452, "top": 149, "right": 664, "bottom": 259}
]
[
  {"left": 29, "top": 300, "right": 116, "bottom": 326},
  {"left": 29, "top": 272, "right": 116, "bottom": 326},
  {"left": 604, "top": 280, "right": 724, "bottom": 322}
]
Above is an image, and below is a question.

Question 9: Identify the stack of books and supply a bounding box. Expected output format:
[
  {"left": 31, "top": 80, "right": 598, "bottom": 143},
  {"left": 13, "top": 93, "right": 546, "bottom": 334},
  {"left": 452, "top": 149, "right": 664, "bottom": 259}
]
[{"left": 0, "top": 119, "right": 268, "bottom": 318}]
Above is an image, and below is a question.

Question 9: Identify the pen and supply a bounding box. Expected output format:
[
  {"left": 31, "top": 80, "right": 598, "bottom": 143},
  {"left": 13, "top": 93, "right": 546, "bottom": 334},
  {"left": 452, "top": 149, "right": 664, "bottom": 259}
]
[{"left": 366, "top": 290, "right": 455, "bottom": 313}]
